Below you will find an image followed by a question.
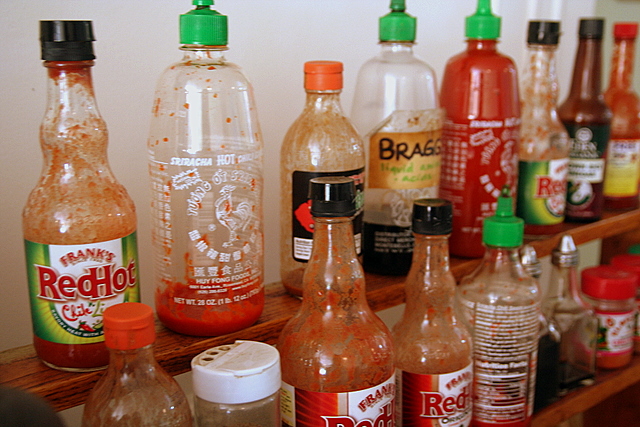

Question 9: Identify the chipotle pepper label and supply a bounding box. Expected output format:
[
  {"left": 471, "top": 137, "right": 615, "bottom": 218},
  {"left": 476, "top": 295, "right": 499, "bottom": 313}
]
[
  {"left": 594, "top": 310, "right": 634, "bottom": 356},
  {"left": 24, "top": 233, "right": 140, "bottom": 344}
]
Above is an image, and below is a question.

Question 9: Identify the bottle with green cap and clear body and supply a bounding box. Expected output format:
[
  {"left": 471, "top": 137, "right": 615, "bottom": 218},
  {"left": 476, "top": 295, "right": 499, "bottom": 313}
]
[
  {"left": 455, "top": 187, "right": 541, "bottom": 427},
  {"left": 350, "top": 0, "right": 443, "bottom": 276},
  {"left": 439, "top": 0, "right": 520, "bottom": 258},
  {"left": 148, "top": 0, "right": 264, "bottom": 335}
]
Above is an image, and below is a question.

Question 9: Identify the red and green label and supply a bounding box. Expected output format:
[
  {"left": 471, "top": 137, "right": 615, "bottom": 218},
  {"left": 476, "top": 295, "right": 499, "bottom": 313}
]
[{"left": 516, "top": 158, "right": 568, "bottom": 226}]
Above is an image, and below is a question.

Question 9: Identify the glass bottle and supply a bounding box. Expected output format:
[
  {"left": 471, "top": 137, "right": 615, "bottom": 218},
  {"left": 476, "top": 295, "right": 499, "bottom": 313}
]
[
  {"left": 603, "top": 22, "right": 640, "bottom": 210},
  {"left": 278, "top": 177, "right": 395, "bottom": 426},
  {"left": 350, "top": 0, "right": 443, "bottom": 276},
  {"left": 148, "top": 0, "right": 264, "bottom": 335},
  {"left": 558, "top": 18, "right": 612, "bottom": 222},
  {"left": 455, "top": 187, "right": 540, "bottom": 427},
  {"left": 517, "top": 21, "right": 570, "bottom": 237},
  {"left": 23, "top": 20, "right": 140, "bottom": 372},
  {"left": 392, "top": 199, "right": 472, "bottom": 426},
  {"left": 81, "top": 303, "right": 193, "bottom": 426},
  {"left": 439, "top": 0, "right": 520, "bottom": 258},
  {"left": 280, "top": 61, "right": 365, "bottom": 297}
]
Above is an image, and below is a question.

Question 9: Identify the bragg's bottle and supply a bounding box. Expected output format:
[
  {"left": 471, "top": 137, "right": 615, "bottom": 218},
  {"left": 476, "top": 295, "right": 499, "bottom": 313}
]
[
  {"left": 148, "top": 1, "right": 264, "bottom": 335},
  {"left": 392, "top": 199, "right": 472, "bottom": 426},
  {"left": 278, "top": 177, "right": 395, "bottom": 426},
  {"left": 351, "top": 0, "right": 443, "bottom": 275},
  {"left": 439, "top": 0, "right": 520, "bottom": 258},
  {"left": 23, "top": 21, "right": 140, "bottom": 371},
  {"left": 604, "top": 22, "right": 640, "bottom": 210},
  {"left": 517, "top": 21, "right": 570, "bottom": 237},
  {"left": 558, "top": 19, "right": 612, "bottom": 222},
  {"left": 280, "top": 61, "right": 365, "bottom": 296},
  {"left": 455, "top": 187, "right": 540, "bottom": 427}
]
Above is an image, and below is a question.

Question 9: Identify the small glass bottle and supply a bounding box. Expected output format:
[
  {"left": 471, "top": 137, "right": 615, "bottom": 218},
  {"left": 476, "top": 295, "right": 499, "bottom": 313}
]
[
  {"left": 192, "top": 341, "right": 280, "bottom": 426},
  {"left": 581, "top": 265, "right": 637, "bottom": 369},
  {"left": 392, "top": 199, "right": 472, "bottom": 426},
  {"left": 280, "top": 61, "right": 365, "bottom": 296},
  {"left": 278, "top": 177, "right": 395, "bottom": 425},
  {"left": 609, "top": 253, "right": 640, "bottom": 353},
  {"left": 82, "top": 303, "right": 193, "bottom": 426}
]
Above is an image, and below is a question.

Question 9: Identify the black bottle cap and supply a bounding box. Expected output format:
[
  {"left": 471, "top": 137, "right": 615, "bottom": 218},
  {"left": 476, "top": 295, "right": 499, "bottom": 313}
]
[
  {"left": 40, "top": 20, "right": 95, "bottom": 61},
  {"left": 579, "top": 18, "right": 604, "bottom": 39},
  {"left": 309, "top": 176, "right": 357, "bottom": 217},
  {"left": 412, "top": 198, "right": 453, "bottom": 235},
  {"left": 527, "top": 21, "right": 561, "bottom": 45}
]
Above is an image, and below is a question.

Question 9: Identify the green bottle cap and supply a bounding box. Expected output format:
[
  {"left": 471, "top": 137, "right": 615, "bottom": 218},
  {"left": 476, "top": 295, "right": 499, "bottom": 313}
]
[
  {"left": 180, "top": 0, "right": 228, "bottom": 46},
  {"left": 465, "top": 0, "right": 501, "bottom": 40},
  {"left": 482, "top": 186, "right": 523, "bottom": 248},
  {"left": 379, "top": 0, "right": 416, "bottom": 42}
]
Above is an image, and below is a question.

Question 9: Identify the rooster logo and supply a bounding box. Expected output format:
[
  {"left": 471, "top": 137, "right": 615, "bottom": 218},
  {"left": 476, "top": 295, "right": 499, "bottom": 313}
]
[{"left": 215, "top": 185, "right": 253, "bottom": 247}]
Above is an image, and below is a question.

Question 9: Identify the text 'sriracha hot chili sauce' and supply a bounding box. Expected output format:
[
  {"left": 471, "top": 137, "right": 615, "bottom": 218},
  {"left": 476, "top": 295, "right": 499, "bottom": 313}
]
[
  {"left": 23, "top": 21, "right": 140, "bottom": 371},
  {"left": 278, "top": 177, "right": 395, "bottom": 426}
]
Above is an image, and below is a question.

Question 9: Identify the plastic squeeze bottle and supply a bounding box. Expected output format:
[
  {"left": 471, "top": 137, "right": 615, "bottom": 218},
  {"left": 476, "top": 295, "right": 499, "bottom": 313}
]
[
  {"left": 603, "top": 22, "right": 640, "bottom": 210},
  {"left": 278, "top": 177, "right": 395, "bottom": 426},
  {"left": 351, "top": 0, "right": 443, "bottom": 276},
  {"left": 280, "top": 62, "right": 365, "bottom": 297},
  {"left": 23, "top": 21, "right": 140, "bottom": 372},
  {"left": 82, "top": 303, "right": 193, "bottom": 426},
  {"left": 439, "top": 0, "right": 520, "bottom": 258},
  {"left": 148, "top": 0, "right": 264, "bottom": 335},
  {"left": 392, "top": 199, "right": 472, "bottom": 426},
  {"left": 517, "top": 21, "right": 570, "bottom": 237},
  {"left": 455, "top": 187, "right": 541, "bottom": 427}
]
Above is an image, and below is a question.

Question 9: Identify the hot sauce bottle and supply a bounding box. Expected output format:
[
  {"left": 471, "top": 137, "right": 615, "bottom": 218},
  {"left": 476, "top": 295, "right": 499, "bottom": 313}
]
[
  {"left": 23, "top": 21, "right": 140, "bottom": 371},
  {"left": 439, "top": 0, "right": 520, "bottom": 258},
  {"left": 392, "top": 199, "right": 472, "bottom": 426},
  {"left": 278, "top": 177, "right": 395, "bottom": 426}
]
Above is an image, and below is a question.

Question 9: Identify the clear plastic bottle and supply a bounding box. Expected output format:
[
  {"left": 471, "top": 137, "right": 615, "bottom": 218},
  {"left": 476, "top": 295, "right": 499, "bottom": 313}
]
[
  {"left": 392, "top": 199, "right": 472, "bottom": 426},
  {"left": 23, "top": 20, "right": 140, "bottom": 372},
  {"left": 278, "top": 177, "right": 395, "bottom": 425},
  {"left": 280, "top": 62, "right": 365, "bottom": 297},
  {"left": 148, "top": 0, "right": 264, "bottom": 335},
  {"left": 81, "top": 303, "right": 193, "bottom": 426},
  {"left": 455, "top": 187, "right": 540, "bottom": 427},
  {"left": 517, "top": 21, "right": 570, "bottom": 237},
  {"left": 350, "top": 0, "right": 443, "bottom": 276}
]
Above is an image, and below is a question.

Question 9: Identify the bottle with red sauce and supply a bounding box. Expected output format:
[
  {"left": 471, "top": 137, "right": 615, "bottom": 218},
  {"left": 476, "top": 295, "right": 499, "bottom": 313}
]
[
  {"left": 438, "top": 0, "right": 520, "bottom": 258},
  {"left": 278, "top": 177, "right": 395, "bottom": 426},
  {"left": 392, "top": 199, "right": 472, "bottom": 426},
  {"left": 603, "top": 22, "right": 640, "bottom": 210},
  {"left": 23, "top": 21, "right": 140, "bottom": 371}
]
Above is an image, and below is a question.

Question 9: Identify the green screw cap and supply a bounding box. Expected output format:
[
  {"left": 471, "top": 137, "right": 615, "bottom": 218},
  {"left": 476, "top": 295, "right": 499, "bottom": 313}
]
[
  {"left": 466, "top": 0, "right": 501, "bottom": 40},
  {"left": 379, "top": 0, "right": 416, "bottom": 42},
  {"left": 482, "top": 186, "right": 523, "bottom": 248},
  {"left": 180, "top": 0, "right": 228, "bottom": 46}
]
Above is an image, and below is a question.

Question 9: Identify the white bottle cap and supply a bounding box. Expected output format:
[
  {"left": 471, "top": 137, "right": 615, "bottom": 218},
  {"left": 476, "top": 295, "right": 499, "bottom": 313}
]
[{"left": 191, "top": 340, "right": 281, "bottom": 404}]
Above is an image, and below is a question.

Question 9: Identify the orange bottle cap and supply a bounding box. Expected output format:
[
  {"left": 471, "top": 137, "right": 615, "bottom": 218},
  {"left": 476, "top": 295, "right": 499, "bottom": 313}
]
[
  {"left": 304, "top": 60, "right": 343, "bottom": 91},
  {"left": 614, "top": 22, "right": 638, "bottom": 39},
  {"left": 103, "top": 302, "right": 155, "bottom": 350}
]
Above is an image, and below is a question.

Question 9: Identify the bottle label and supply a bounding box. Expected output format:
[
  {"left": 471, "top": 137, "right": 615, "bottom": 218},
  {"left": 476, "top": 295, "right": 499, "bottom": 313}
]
[
  {"left": 604, "top": 138, "right": 640, "bottom": 198},
  {"left": 516, "top": 158, "right": 568, "bottom": 225},
  {"left": 24, "top": 233, "right": 140, "bottom": 344},
  {"left": 280, "top": 375, "right": 395, "bottom": 427},
  {"left": 291, "top": 169, "right": 364, "bottom": 262},
  {"left": 594, "top": 309, "right": 634, "bottom": 356},
  {"left": 397, "top": 365, "right": 472, "bottom": 427}
]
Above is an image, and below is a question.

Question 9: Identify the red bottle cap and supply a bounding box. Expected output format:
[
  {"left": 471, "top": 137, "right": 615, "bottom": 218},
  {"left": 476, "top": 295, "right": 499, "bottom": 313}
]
[
  {"left": 614, "top": 22, "right": 638, "bottom": 39},
  {"left": 304, "top": 61, "right": 343, "bottom": 91},
  {"left": 104, "top": 303, "right": 156, "bottom": 350},
  {"left": 581, "top": 265, "right": 638, "bottom": 300}
]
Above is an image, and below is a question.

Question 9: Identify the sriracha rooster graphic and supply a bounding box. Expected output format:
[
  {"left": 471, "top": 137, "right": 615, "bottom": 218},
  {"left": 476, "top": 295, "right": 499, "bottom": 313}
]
[{"left": 215, "top": 185, "right": 253, "bottom": 247}]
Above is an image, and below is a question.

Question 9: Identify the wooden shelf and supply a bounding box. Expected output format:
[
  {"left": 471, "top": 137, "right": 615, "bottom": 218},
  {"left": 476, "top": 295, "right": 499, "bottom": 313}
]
[{"left": 2, "top": 208, "right": 640, "bottom": 423}]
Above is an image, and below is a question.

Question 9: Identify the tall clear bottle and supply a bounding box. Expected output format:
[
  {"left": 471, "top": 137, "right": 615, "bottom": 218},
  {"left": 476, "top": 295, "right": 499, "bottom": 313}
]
[
  {"left": 517, "top": 21, "right": 570, "bottom": 237},
  {"left": 351, "top": 0, "right": 443, "bottom": 276},
  {"left": 280, "top": 62, "right": 365, "bottom": 297},
  {"left": 23, "top": 21, "right": 140, "bottom": 372},
  {"left": 148, "top": 0, "right": 264, "bottom": 335},
  {"left": 603, "top": 22, "right": 640, "bottom": 210},
  {"left": 558, "top": 19, "right": 612, "bottom": 222},
  {"left": 455, "top": 187, "right": 540, "bottom": 427},
  {"left": 278, "top": 177, "right": 395, "bottom": 425},
  {"left": 392, "top": 199, "right": 472, "bottom": 426}
]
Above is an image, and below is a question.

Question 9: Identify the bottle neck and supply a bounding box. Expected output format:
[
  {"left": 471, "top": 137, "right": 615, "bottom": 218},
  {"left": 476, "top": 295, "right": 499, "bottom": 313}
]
[
  {"left": 44, "top": 60, "right": 99, "bottom": 120},
  {"left": 522, "top": 44, "right": 560, "bottom": 106},
  {"left": 466, "top": 39, "right": 498, "bottom": 52},
  {"left": 608, "top": 37, "right": 636, "bottom": 91},
  {"left": 107, "top": 345, "right": 157, "bottom": 374},
  {"left": 405, "top": 234, "right": 454, "bottom": 310},
  {"left": 481, "top": 245, "right": 526, "bottom": 275},
  {"left": 379, "top": 41, "right": 415, "bottom": 56},
  {"left": 568, "top": 37, "right": 605, "bottom": 99},
  {"left": 180, "top": 45, "right": 228, "bottom": 64},
  {"left": 303, "top": 90, "right": 344, "bottom": 115}
]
